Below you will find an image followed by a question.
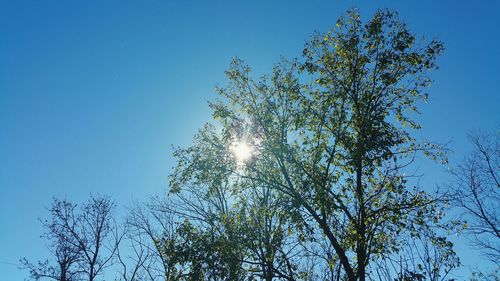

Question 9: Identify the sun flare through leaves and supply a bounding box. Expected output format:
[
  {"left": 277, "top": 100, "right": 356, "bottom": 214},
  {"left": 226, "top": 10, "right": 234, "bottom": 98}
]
[{"left": 229, "top": 139, "right": 253, "bottom": 165}]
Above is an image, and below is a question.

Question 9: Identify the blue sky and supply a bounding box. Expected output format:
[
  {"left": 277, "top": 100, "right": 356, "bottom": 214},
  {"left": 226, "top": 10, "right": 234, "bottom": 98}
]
[{"left": 1, "top": 0, "right": 499, "bottom": 279}]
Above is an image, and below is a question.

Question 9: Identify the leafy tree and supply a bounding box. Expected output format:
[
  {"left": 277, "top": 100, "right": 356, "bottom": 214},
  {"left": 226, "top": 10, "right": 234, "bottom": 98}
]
[
  {"left": 169, "top": 126, "right": 305, "bottom": 279},
  {"left": 170, "top": 9, "right": 455, "bottom": 281},
  {"left": 237, "top": 184, "right": 300, "bottom": 280},
  {"left": 126, "top": 196, "right": 248, "bottom": 281}
]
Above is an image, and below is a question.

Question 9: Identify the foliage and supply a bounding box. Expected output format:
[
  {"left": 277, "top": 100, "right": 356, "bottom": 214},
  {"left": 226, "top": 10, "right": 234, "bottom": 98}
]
[{"left": 169, "top": 9, "right": 456, "bottom": 281}]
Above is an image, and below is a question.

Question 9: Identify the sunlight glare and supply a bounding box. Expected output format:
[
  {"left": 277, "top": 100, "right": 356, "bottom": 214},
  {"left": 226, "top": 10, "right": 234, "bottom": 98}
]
[{"left": 230, "top": 140, "right": 253, "bottom": 164}]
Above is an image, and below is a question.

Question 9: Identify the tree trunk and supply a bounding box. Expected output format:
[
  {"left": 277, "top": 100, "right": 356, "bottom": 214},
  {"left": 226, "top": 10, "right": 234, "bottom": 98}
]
[{"left": 356, "top": 158, "right": 366, "bottom": 281}]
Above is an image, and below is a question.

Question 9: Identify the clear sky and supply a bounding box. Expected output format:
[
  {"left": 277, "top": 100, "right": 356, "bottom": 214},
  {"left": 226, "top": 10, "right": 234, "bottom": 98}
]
[{"left": 1, "top": 0, "right": 499, "bottom": 279}]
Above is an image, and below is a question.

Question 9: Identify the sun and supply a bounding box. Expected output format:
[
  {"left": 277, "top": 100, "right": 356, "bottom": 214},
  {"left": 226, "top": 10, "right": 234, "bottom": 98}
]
[{"left": 230, "top": 140, "right": 253, "bottom": 164}]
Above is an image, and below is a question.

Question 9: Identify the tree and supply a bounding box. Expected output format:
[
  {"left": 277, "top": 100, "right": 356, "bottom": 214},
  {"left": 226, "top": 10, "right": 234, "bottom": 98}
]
[
  {"left": 126, "top": 197, "right": 244, "bottom": 281},
  {"left": 125, "top": 201, "right": 176, "bottom": 281},
  {"left": 374, "top": 229, "right": 459, "bottom": 281},
  {"left": 236, "top": 183, "right": 301, "bottom": 280},
  {"left": 76, "top": 195, "right": 118, "bottom": 281},
  {"left": 170, "top": 9, "right": 455, "bottom": 281},
  {"left": 450, "top": 131, "right": 499, "bottom": 264},
  {"left": 20, "top": 200, "right": 82, "bottom": 281},
  {"left": 21, "top": 195, "right": 118, "bottom": 281},
  {"left": 114, "top": 222, "right": 151, "bottom": 281},
  {"left": 169, "top": 129, "right": 307, "bottom": 279}
]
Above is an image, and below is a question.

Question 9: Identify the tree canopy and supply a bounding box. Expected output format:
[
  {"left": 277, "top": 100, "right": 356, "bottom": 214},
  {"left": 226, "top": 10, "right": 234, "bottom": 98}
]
[{"left": 169, "top": 9, "right": 457, "bottom": 281}]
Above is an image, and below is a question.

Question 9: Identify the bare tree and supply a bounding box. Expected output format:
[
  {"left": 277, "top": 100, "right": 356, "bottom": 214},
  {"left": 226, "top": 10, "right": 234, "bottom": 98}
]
[
  {"left": 21, "top": 195, "right": 119, "bottom": 281},
  {"left": 114, "top": 223, "right": 150, "bottom": 281},
  {"left": 372, "top": 230, "right": 459, "bottom": 281},
  {"left": 76, "top": 195, "right": 118, "bottom": 281},
  {"left": 451, "top": 131, "right": 499, "bottom": 263},
  {"left": 126, "top": 199, "right": 186, "bottom": 281},
  {"left": 20, "top": 200, "right": 82, "bottom": 281}
]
